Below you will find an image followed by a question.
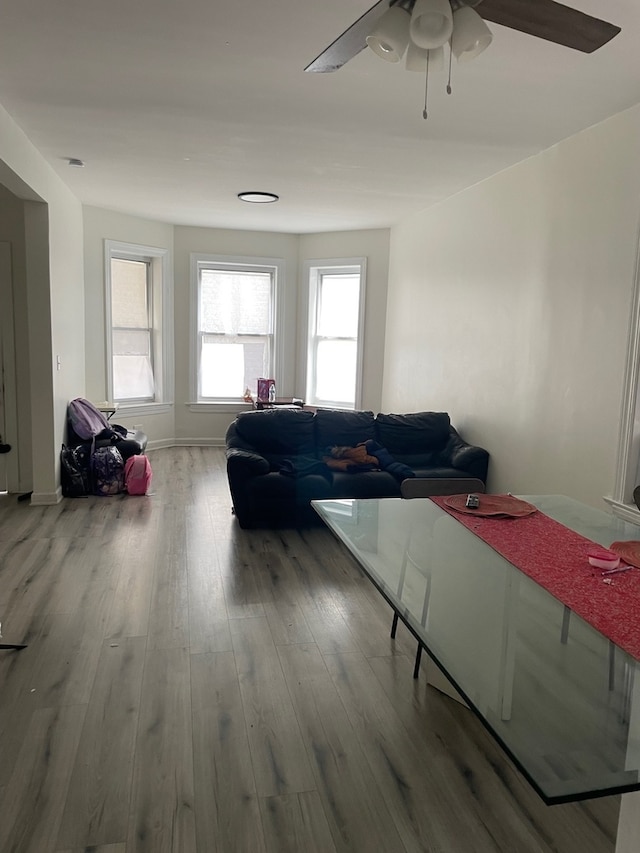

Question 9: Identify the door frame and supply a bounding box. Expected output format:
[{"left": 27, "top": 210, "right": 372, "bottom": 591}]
[{"left": 0, "top": 241, "right": 20, "bottom": 492}]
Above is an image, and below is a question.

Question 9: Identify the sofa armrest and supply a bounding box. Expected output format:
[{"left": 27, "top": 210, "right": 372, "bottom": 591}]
[
  {"left": 225, "top": 447, "right": 270, "bottom": 528},
  {"left": 225, "top": 420, "right": 270, "bottom": 475},
  {"left": 226, "top": 447, "right": 270, "bottom": 477},
  {"left": 439, "top": 428, "right": 490, "bottom": 483}
]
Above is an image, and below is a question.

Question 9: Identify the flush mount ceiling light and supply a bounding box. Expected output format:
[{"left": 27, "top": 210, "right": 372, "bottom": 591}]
[
  {"left": 305, "top": 0, "right": 621, "bottom": 120},
  {"left": 237, "top": 191, "right": 279, "bottom": 203}
]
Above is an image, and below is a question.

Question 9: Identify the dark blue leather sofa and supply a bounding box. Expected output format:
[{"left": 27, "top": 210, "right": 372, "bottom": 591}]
[{"left": 225, "top": 408, "right": 489, "bottom": 528}]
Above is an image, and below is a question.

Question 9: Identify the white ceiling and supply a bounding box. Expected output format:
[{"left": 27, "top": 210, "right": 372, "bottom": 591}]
[{"left": 0, "top": 0, "right": 638, "bottom": 234}]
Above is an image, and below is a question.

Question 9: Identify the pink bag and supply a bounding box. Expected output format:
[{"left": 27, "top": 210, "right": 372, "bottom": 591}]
[{"left": 124, "top": 454, "right": 152, "bottom": 495}]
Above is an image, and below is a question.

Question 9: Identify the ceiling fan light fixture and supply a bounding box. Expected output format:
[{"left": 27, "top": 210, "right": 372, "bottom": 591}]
[
  {"left": 409, "top": 0, "right": 453, "bottom": 49},
  {"left": 366, "top": 5, "right": 411, "bottom": 63},
  {"left": 405, "top": 43, "right": 444, "bottom": 72},
  {"left": 451, "top": 5, "right": 492, "bottom": 62}
]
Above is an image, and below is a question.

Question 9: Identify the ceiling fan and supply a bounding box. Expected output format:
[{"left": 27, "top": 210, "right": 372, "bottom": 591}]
[{"left": 304, "top": 0, "right": 621, "bottom": 74}]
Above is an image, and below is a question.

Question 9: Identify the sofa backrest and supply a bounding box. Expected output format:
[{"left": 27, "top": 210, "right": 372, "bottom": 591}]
[
  {"left": 375, "top": 411, "right": 451, "bottom": 465},
  {"left": 315, "top": 409, "right": 376, "bottom": 451},
  {"left": 230, "top": 407, "right": 454, "bottom": 464},
  {"left": 234, "top": 409, "right": 317, "bottom": 455}
]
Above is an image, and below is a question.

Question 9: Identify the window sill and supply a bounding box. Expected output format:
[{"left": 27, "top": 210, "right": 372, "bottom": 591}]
[
  {"left": 114, "top": 402, "right": 172, "bottom": 418},
  {"left": 307, "top": 403, "right": 356, "bottom": 411},
  {"left": 188, "top": 401, "right": 254, "bottom": 414},
  {"left": 602, "top": 496, "right": 640, "bottom": 526}
]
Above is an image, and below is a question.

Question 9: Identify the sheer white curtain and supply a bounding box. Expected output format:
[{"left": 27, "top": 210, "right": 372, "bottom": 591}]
[
  {"left": 111, "top": 258, "right": 154, "bottom": 401},
  {"left": 198, "top": 269, "right": 272, "bottom": 399},
  {"left": 311, "top": 272, "right": 360, "bottom": 407}
]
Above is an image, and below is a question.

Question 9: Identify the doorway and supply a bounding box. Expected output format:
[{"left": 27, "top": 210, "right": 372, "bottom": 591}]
[{"left": 0, "top": 240, "right": 18, "bottom": 493}]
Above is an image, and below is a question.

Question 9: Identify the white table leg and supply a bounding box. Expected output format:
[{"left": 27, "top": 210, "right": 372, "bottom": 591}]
[
  {"left": 618, "top": 662, "right": 640, "bottom": 851},
  {"left": 496, "top": 573, "right": 519, "bottom": 720},
  {"left": 616, "top": 791, "right": 640, "bottom": 852},
  {"left": 424, "top": 574, "right": 519, "bottom": 720}
]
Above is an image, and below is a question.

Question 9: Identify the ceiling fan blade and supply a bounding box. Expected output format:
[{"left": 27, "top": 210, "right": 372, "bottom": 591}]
[
  {"left": 476, "top": 0, "right": 621, "bottom": 53},
  {"left": 305, "top": 0, "right": 621, "bottom": 72},
  {"left": 305, "top": 0, "right": 394, "bottom": 72}
]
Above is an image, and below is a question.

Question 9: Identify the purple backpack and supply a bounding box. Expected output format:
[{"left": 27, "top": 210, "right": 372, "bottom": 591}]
[
  {"left": 92, "top": 445, "right": 125, "bottom": 496},
  {"left": 68, "top": 397, "right": 111, "bottom": 440}
]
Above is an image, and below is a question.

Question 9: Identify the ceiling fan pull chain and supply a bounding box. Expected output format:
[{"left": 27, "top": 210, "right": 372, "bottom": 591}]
[
  {"left": 447, "top": 42, "right": 453, "bottom": 95},
  {"left": 422, "top": 52, "right": 430, "bottom": 120}
]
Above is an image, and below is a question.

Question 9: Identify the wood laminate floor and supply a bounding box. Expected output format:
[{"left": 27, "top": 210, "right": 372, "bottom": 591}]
[{"left": 0, "top": 447, "right": 620, "bottom": 852}]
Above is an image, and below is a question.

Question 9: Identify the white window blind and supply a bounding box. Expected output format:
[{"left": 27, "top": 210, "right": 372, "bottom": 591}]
[
  {"left": 306, "top": 260, "right": 366, "bottom": 409},
  {"left": 197, "top": 265, "right": 274, "bottom": 400},
  {"left": 110, "top": 257, "right": 155, "bottom": 401}
]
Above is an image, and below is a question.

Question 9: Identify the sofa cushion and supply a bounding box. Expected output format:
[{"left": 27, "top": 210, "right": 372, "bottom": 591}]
[
  {"left": 251, "top": 470, "right": 334, "bottom": 507},
  {"left": 316, "top": 409, "right": 376, "bottom": 451},
  {"left": 330, "top": 470, "right": 400, "bottom": 499},
  {"left": 392, "top": 451, "right": 441, "bottom": 468},
  {"left": 375, "top": 411, "right": 451, "bottom": 455},
  {"left": 234, "top": 409, "right": 317, "bottom": 455}
]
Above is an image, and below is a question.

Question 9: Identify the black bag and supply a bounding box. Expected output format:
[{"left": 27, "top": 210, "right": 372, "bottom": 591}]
[{"left": 60, "top": 444, "right": 91, "bottom": 497}]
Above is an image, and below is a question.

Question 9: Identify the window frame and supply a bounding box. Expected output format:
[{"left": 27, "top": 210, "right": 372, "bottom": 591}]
[
  {"left": 304, "top": 257, "right": 366, "bottom": 411},
  {"left": 110, "top": 255, "right": 154, "bottom": 403},
  {"left": 104, "top": 240, "right": 173, "bottom": 416},
  {"left": 189, "top": 253, "right": 285, "bottom": 406},
  {"left": 606, "top": 228, "right": 640, "bottom": 523}
]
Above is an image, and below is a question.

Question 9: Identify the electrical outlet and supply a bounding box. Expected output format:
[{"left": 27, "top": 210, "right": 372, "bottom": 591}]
[{"left": 133, "top": 424, "right": 143, "bottom": 431}]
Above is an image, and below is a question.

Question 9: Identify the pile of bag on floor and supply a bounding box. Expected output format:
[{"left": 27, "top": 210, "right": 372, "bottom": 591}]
[{"left": 61, "top": 397, "right": 152, "bottom": 497}]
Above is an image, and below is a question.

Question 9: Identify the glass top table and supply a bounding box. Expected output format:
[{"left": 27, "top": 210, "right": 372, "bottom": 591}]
[{"left": 312, "top": 494, "right": 640, "bottom": 808}]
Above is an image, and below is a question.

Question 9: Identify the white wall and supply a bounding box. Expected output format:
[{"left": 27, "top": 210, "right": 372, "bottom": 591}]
[
  {"left": 0, "top": 103, "right": 84, "bottom": 502},
  {"left": 383, "top": 105, "right": 640, "bottom": 509}
]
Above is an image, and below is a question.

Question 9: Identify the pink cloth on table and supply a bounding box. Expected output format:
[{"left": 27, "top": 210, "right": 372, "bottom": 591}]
[{"left": 431, "top": 495, "right": 640, "bottom": 661}]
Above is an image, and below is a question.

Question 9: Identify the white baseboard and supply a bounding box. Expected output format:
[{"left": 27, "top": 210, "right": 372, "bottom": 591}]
[
  {"left": 168, "top": 437, "right": 226, "bottom": 447},
  {"left": 30, "top": 487, "right": 62, "bottom": 506},
  {"left": 145, "top": 438, "right": 176, "bottom": 450}
]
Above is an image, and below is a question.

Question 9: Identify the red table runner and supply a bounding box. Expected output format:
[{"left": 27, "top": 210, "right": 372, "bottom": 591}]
[{"left": 431, "top": 495, "right": 640, "bottom": 661}]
